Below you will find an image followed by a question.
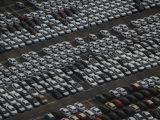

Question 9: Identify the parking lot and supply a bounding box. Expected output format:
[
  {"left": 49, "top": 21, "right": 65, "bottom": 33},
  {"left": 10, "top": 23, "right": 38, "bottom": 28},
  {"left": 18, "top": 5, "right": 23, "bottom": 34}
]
[
  {"left": 0, "top": 0, "right": 159, "bottom": 120},
  {"left": 0, "top": 5, "right": 159, "bottom": 120},
  {"left": 5, "top": 66, "right": 160, "bottom": 120}
]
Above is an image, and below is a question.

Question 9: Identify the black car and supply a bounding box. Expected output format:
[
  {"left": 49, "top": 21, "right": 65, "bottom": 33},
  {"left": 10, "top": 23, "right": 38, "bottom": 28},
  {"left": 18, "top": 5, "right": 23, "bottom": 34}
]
[
  {"left": 51, "top": 88, "right": 63, "bottom": 99},
  {"left": 95, "top": 94, "right": 106, "bottom": 103},
  {"left": 16, "top": 2, "right": 25, "bottom": 8},
  {"left": 74, "top": 62, "right": 86, "bottom": 70},
  {"left": 98, "top": 106, "right": 110, "bottom": 113},
  {"left": 108, "top": 112, "right": 120, "bottom": 120},
  {"left": 151, "top": 97, "right": 160, "bottom": 106},
  {"left": 52, "top": 111, "right": 64, "bottom": 119},
  {"left": 146, "top": 88, "right": 159, "bottom": 95},
  {"left": 139, "top": 90, "right": 151, "bottom": 98},
  {"left": 102, "top": 93, "right": 114, "bottom": 101},
  {"left": 122, "top": 106, "right": 134, "bottom": 116},
  {"left": 126, "top": 94, "right": 138, "bottom": 103},
  {"left": 136, "top": 102, "right": 148, "bottom": 110},
  {"left": 115, "top": 109, "right": 127, "bottom": 118},
  {"left": 103, "top": 115, "right": 112, "bottom": 120},
  {"left": 133, "top": 92, "right": 144, "bottom": 100},
  {"left": 119, "top": 97, "right": 131, "bottom": 105}
]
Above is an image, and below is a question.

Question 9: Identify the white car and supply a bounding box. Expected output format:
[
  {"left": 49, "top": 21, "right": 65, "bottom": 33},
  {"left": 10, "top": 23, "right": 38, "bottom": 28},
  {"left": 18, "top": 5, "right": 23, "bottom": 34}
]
[
  {"left": 8, "top": 58, "right": 18, "bottom": 65},
  {"left": 134, "top": 113, "right": 146, "bottom": 120},
  {"left": 69, "top": 115, "right": 79, "bottom": 120},
  {"left": 131, "top": 20, "right": 141, "bottom": 27},
  {"left": 109, "top": 90, "right": 121, "bottom": 98},
  {"left": 74, "top": 102, "right": 86, "bottom": 112},
  {"left": 90, "top": 74, "right": 104, "bottom": 84},
  {"left": 105, "top": 102, "right": 117, "bottom": 110},
  {"left": 128, "top": 117, "right": 136, "bottom": 120},
  {"left": 121, "top": 32, "right": 132, "bottom": 39},
  {"left": 84, "top": 76, "right": 98, "bottom": 87},
  {"left": 65, "top": 84, "right": 77, "bottom": 94},
  {"left": 69, "top": 81, "right": 84, "bottom": 91},
  {"left": 90, "top": 107, "right": 102, "bottom": 116},
  {"left": 150, "top": 76, "right": 160, "bottom": 85},
  {"left": 136, "top": 81, "right": 149, "bottom": 88},
  {"left": 19, "top": 98, "right": 33, "bottom": 110},
  {"left": 129, "top": 104, "right": 140, "bottom": 113},
  {"left": 141, "top": 111, "right": 154, "bottom": 120},
  {"left": 54, "top": 69, "right": 66, "bottom": 77},
  {"left": 75, "top": 37, "right": 86, "bottom": 45},
  {"left": 88, "top": 34, "right": 98, "bottom": 41},
  {"left": 143, "top": 78, "right": 155, "bottom": 87},
  {"left": 112, "top": 26, "right": 122, "bottom": 33},
  {"left": 42, "top": 47, "right": 53, "bottom": 55},
  {"left": 32, "top": 84, "right": 46, "bottom": 94},
  {"left": 54, "top": 76, "right": 67, "bottom": 86},
  {"left": 100, "top": 30, "right": 110, "bottom": 36},
  {"left": 84, "top": 110, "right": 95, "bottom": 119},
  {"left": 58, "top": 87, "right": 69, "bottom": 96},
  {"left": 66, "top": 105, "right": 78, "bottom": 113},
  {"left": 4, "top": 103, "right": 18, "bottom": 116},
  {"left": 116, "top": 87, "right": 128, "bottom": 96},
  {"left": 59, "top": 108, "right": 71, "bottom": 117},
  {"left": 29, "top": 51, "right": 39, "bottom": 59}
]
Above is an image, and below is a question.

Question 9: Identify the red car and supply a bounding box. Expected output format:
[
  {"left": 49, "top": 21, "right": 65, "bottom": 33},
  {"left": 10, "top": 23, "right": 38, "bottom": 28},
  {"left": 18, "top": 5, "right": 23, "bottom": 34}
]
[
  {"left": 76, "top": 112, "right": 87, "bottom": 120},
  {"left": 58, "top": 9, "right": 67, "bottom": 18},
  {"left": 111, "top": 99, "right": 124, "bottom": 108},
  {"left": 94, "top": 117, "right": 103, "bottom": 120},
  {"left": 131, "top": 83, "right": 141, "bottom": 90}
]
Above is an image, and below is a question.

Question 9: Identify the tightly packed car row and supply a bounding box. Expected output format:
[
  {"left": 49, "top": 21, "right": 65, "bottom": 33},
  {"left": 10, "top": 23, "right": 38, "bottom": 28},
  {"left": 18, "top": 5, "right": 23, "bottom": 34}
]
[
  {"left": 44, "top": 76, "right": 160, "bottom": 120},
  {"left": 0, "top": 0, "right": 151, "bottom": 53},
  {"left": 1, "top": 12, "right": 160, "bottom": 119},
  {"left": 133, "top": 0, "right": 160, "bottom": 11},
  {"left": 113, "top": 13, "right": 160, "bottom": 39}
]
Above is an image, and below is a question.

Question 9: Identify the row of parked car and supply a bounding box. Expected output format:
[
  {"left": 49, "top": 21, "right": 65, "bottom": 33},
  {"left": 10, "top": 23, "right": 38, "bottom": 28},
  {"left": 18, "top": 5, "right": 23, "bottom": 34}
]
[
  {"left": 133, "top": 0, "right": 160, "bottom": 11},
  {"left": 1, "top": 12, "right": 160, "bottom": 119},
  {"left": 45, "top": 102, "right": 105, "bottom": 120},
  {"left": 0, "top": 0, "right": 149, "bottom": 53},
  {"left": 113, "top": 13, "right": 160, "bottom": 36},
  {"left": 44, "top": 76, "right": 160, "bottom": 120}
]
